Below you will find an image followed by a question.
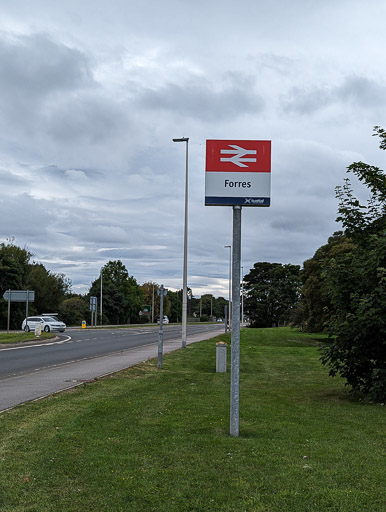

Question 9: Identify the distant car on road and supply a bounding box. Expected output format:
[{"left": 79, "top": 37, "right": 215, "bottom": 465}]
[
  {"left": 157, "top": 316, "right": 169, "bottom": 324},
  {"left": 22, "top": 316, "right": 66, "bottom": 333}
]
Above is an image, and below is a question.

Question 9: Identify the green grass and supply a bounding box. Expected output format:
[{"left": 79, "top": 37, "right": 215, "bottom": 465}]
[
  {"left": 0, "top": 327, "right": 384, "bottom": 511},
  {"left": 0, "top": 332, "right": 56, "bottom": 344}
]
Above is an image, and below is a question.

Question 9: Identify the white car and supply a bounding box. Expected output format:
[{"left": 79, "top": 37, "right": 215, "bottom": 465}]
[
  {"left": 22, "top": 316, "right": 66, "bottom": 333},
  {"left": 157, "top": 316, "right": 169, "bottom": 324}
]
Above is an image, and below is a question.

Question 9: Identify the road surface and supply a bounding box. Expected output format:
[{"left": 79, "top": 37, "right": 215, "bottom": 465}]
[{"left": 0, "top": 324, "right": 225, "bottom": 412}]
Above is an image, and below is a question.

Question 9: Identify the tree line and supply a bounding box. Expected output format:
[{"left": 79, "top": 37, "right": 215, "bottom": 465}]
[{"left": 0, "top": 247, "right": 230, "bottom": 330}]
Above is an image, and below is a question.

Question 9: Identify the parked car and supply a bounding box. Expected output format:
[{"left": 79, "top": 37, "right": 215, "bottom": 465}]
[
  {"left": 157, "top": 316, "right": 169, "bottom": 324},
  {"left": 22, "top": 316, "right": 66, "bottom": 333}
]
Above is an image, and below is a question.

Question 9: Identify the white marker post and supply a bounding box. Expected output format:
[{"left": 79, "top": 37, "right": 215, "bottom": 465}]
[{"left": 205, "top": 139, "right": 271, "bottom": 437}]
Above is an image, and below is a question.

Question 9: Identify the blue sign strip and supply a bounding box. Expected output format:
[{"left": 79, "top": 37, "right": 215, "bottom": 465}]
[{"left": 205, "top": 196, "right": 270, "bottom": 206}]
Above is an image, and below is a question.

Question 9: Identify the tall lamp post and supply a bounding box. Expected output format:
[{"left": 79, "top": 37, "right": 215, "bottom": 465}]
[
  {"left": 224, "top": 245, "right": 232, "bottom": 331},
  {"left": 173, "top": 137, "right": 189, "bottom": 348}
]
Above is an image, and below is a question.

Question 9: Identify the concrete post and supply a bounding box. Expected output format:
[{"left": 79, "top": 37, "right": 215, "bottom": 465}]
[{"left": 216, "top": 342, "right": 227, "bottom": 372}]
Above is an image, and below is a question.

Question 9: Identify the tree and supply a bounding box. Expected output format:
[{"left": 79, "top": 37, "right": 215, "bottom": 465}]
[
  {"left": 0, "top": 240, "right": 72, "bottom": 329},
  {"left": 89, "top": 261, "right": 144, "bottom": 325},
  {"left": 244, "top": 262, "right": 301, "bottom": 328},
  {"left": 59, "top": 296, "right": 89, "bottom": 326},
  {"left": 26, "top": 264, "right": 71, "bottom": 314},
  {"left": 141, "top": 282, "right": 172, "bottom": 322},
  {"left": 321, "top": 127, "right": 386, "bottom": 401},
  {"left": 165, "top": 289, "right": 180, "bottom": 323},
  {"left": 294, "top": 232, "right": 355, "bottom": 332},
  {"left": 0, "top": 243, "right": 28, "bottom": 329},
  {"left": 212, "top": 296, "right": 228, "bottom": 320}
]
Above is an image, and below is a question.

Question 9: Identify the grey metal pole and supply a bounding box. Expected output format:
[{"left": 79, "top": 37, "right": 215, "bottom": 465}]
[
  {"left": 100, "top": 273, "right": 103, "bottom": 325},
  {"left": 25, "top": 290, "right": 29, "bottom": 332},
  {"left": 158, "top": 284, "right": 165, "bottom": 369},
  {"left": 241, "top": 266, "right": 244, "bottom": 325},
  {"left": 182, "top": 139, "right": 189, "bottom": 348},
  {"left": 7, "top": 289, "right": 10, "bottom": 333},
  {"left": 152, "top": 283, "right": 155, "bottom": 323},
  {"left": 224, "top": 245, "right": 232, "bottom": 331},
  {"left": 173, "top": 137, "right": 189, "bottom": 348},
  {"left": 230, "top": 206, "right": 242, "bottom": 437}
]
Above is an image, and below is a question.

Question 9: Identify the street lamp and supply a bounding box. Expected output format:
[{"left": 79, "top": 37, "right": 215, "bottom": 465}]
[
  {"left": 224, "top": 245, "right": 232, "bottom": 331},
  {"left": 173, "top": 137, "right": 189, "bottom": 348}
]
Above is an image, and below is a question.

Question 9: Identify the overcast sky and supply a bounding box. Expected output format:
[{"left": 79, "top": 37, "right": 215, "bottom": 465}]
[{"left": 0, "top": 0, "right": 385, "bottom": 297}]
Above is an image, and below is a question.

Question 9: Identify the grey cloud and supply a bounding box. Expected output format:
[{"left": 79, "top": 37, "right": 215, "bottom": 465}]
[
  {"left": 138, "top": 76, "right": 264, "bottom": 121},
  {"left": 283, "top": 75, "right": 386, "bottom": 114},
  {"left": 0, "top": 167, "right": 27, "bottom": 191},
  {"left": 337, "top": 75, "right": 386, "bottom": 108},
  {"left": 0, "top": 33, "right": 93, "bottom": 100},
  {"left": 270, "top": 209, "right": 332, "bottom": 233},
  {"left": 0, "top": 193, "right": 55, "bottom": 237},
  {"left": 0, "top": 33, "right": 110, "bottom": 164},
  {"left": 251, "top": 53, "right": 299, "bottom": 76},
  {"left": 283, "top": 85, "right": 332, "bottom": 114},
  {"left": 44, "top": 93, "right": 130, "bottom": 145}
]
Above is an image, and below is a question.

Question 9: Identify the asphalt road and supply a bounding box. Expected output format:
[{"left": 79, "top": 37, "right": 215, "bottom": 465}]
[
  {"left": 0, "top": 324, "right": 224, "bottom": 380},
  {"left": 0, "top": 323, "right": 225, "bottom": 412}
]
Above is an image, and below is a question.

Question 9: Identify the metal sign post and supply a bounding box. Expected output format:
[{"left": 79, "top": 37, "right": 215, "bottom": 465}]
[
  {"left": 3, "top": 290, "right": 35, "bottom": 333},
  {"left": 205, "top": 139, "right": 271, "bottom": 437},
  {"left": 26, "top": 290, "right": 29, "bottom": 332},
  {"left": 7, "top": 289, "right": 10, "bottom": 334},
  {"left": 90, "top": 296, "right": 97, "bottom": 327},
  {"left": 230, "top": 206, "right": 242, "bottom": 437},
  {"left": 157, "top": 285, "right": 168, "bottom": 369}
]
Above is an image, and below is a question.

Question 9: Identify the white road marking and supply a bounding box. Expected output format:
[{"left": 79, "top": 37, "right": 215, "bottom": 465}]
[{"left": 0, "top": 335, "right": 72, "bottom": 351}]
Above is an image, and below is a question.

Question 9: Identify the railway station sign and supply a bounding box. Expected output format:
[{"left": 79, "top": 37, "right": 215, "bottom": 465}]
[{"left": 205, "top": 139, "right": 271, "bottom": 206}]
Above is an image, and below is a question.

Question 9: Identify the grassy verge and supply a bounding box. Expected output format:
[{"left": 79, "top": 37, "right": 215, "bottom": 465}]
[
  {"left": 0, "top": 327, "right": 384, "bottom": 511},
  {"left": 0, "top": 332, "right": 56, "bottom": 344}
]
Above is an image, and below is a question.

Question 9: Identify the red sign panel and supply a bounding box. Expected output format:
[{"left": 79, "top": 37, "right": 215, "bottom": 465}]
[{"left": 206, "top": 140, "right": 271, "bottom": 173}]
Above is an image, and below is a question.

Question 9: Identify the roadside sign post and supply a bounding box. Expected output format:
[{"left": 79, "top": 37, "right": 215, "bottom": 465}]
[
  {"left": 7, "top": 290, "right": 10, "bottom": 334},
  {"left": 205, "top": 139, "right": 271, "bottom": 437},
  {"left": 26, "top": 290, "right": 29, "bottom": 332},
  {"left": 157, "top": 285, "right": 168, "bottom": 369},
  {"left": 2, "top": 290, "right": 35, "bottom": 333},
  {"left": 90, "top": 296, "right": 97, "bottom": 327}
]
